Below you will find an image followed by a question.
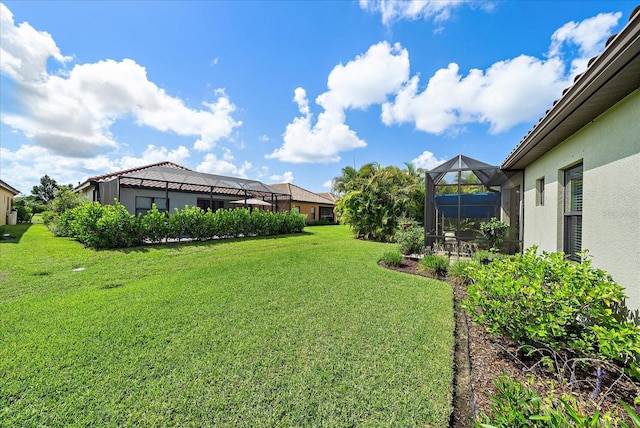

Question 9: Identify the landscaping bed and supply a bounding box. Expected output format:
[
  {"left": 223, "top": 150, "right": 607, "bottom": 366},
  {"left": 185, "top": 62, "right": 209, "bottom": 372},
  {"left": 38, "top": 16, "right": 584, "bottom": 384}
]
[{"left": 383, "top": 257, "right": 640, "bottom": 427}]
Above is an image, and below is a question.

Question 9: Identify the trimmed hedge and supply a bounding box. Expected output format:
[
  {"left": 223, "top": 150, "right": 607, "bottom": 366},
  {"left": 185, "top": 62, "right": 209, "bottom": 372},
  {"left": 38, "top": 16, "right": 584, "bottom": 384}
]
[{"left": 53, "top": 201, "right": 306, "bottom": 249}]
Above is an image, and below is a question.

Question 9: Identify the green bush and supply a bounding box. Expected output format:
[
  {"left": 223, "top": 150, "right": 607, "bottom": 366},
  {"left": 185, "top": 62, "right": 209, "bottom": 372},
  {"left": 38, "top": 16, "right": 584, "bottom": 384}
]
[
  {"left": 479, "top": 217, "right": 508, "bottom": 252},
  {"left": 141, "top": 204, "right": 169, "bottom": 244},
  {"left": 418, "top": 254, "right": 449, "bottom": 278},
  {"left": 464, "top": 247, "right": 640, "bottom": 379},
  {"left": 52, "top": 202, "right": 306, "bottom": 249},
  {"left": 475, "top": 375, "right": 639, "bottom": 428},
  {"left": 379, "top": 249, "right": 403, "bottom": 267},
  {"left": 449, "top": 260, "right": 473, "bottom": 285},
  {"left": 394, "top": 217, "right": 424, "bottom": 255}
]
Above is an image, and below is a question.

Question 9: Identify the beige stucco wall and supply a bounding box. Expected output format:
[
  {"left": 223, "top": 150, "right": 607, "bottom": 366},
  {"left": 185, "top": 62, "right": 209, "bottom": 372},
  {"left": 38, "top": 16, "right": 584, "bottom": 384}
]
[
  {"left": 521, "top": 89, "right": 640, "bottom": 312},
  {"left": 0, "top": 188, "right": 14, "bottom": 226}
]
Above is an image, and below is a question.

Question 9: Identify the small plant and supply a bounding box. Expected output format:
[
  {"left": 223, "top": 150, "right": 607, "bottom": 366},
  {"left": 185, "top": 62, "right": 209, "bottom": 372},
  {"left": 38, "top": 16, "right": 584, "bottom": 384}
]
[
  {"left": 394, "top": 217, "right": 424, "bottom": 255},
  {"left": 479, "top": 217, "right": 508, "bottom": 252},
  {"left": 475, "top": 375, "right": 638, "bottom": 428},
  {"left": 418, "top": 254, "right": 449, "bottom": 278},
  {"left": 449, "top": 260, "right": 473, "bottom": 285},
  {"left": 379, "top": 249, "right": 403, "bottom": 267}
]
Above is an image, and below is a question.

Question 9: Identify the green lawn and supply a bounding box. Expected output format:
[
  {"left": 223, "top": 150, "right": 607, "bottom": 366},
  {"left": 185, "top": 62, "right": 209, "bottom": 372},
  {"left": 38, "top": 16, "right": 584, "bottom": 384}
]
[{"left": 0, "top": 224, "right": 454, "bottom": 426}]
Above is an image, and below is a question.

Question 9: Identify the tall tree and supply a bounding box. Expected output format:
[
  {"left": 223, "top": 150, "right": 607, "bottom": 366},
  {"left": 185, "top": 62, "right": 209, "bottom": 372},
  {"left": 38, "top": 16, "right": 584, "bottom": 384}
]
[
  {"left": 31, "top": 175, "right": 59, "bottom": 203},
  {"left": 334, "top": 162, "right": 425, "bottom": 242}
]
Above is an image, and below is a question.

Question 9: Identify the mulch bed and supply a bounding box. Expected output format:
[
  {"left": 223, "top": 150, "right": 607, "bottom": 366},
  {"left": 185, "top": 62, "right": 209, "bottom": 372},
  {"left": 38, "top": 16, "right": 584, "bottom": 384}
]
[{"left": 381, "top": 258, "right": 640, "bottom": 427}]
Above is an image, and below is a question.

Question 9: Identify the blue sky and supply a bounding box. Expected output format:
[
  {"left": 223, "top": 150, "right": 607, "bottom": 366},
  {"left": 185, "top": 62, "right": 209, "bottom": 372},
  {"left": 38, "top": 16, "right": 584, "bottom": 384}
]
[{"left": 1, "top": 1, "right": 636, "bottom": 195}]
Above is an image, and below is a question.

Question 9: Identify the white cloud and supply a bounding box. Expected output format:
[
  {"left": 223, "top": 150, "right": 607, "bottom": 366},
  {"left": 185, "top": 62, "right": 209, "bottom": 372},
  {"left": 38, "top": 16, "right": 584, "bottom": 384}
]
[
  {"left": 322, "top": 179, "right": 333, "bottom": 189},
  {"left": 196, "top": 153, "right": 251, "bottom": 178},
  {"left": 411, "top": 150, "right": 448, "bottom": 170},
  {"left": 0, "top": 4, "right": 241, "bottom": 158},
  {"left": 0, "top": 142, "right": 193, "bottom": 192},
  {"left": 381, "top": 13, "right": 620, "bottom": 135},
  {"left": 383, "top": 56, "right": 567, "bottom": 134},
  {"left": 269, "top": 42, "right": 409, "bottom": 163},
  {"left": 359, "top": 0, "right": 466, "bottom": 25},
  {"left": 269, "top": 171, "right": 294, "bottom": 183},
  {"left": 116, "top": 145, "right": 190, "bottom": 170},
  {"left": 548, "top": 12, "right": 622, "bottom": 76}
]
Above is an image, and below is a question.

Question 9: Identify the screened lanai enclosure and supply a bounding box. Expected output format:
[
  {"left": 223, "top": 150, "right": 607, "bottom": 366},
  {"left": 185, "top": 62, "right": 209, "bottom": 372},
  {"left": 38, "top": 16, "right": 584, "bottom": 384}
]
[{"left": 424, "top": 155, "right": 511, "bottom": 256}]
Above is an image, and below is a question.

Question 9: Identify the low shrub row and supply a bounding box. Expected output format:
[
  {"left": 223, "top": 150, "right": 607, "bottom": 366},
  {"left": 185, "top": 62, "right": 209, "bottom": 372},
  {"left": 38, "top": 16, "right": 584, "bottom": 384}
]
[
  {"left": 52, "top": 201, "right": 306, "bottom": 249},
  {"left": 464, "top": 247, "right": 640, "bottom": 381}
]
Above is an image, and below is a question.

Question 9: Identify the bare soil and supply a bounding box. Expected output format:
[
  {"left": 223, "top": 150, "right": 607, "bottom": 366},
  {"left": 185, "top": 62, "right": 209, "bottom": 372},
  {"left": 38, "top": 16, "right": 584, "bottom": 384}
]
[{"left": 380, "top": 258, "right": 640, "bottom": 427}]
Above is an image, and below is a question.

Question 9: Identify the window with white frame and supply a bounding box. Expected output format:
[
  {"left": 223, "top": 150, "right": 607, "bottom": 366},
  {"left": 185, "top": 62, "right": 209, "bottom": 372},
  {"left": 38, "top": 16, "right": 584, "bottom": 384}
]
[{"left": 563, "top": 164, "right": 583, "bottom": 261}]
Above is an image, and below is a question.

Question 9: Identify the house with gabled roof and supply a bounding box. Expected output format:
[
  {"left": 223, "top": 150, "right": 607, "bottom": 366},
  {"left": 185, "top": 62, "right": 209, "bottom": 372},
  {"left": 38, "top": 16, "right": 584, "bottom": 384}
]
[
  {"left": 500, "top": 6, "right": 640, "bottom": 312},
  {"left": 75, "top": 162, "right": 291, "bottom": 215},
  {"left": 0, "top": 179, "right": 21, "bottom": 226},
  {"left": 269, "top": 183, "right": 336, "bottom": 223}
]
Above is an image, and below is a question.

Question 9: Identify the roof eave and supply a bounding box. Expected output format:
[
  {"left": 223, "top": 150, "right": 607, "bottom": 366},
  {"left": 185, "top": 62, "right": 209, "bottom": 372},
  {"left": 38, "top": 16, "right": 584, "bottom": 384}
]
[{"left": 501, "top": 10, "right": 640, "bottom": 170}]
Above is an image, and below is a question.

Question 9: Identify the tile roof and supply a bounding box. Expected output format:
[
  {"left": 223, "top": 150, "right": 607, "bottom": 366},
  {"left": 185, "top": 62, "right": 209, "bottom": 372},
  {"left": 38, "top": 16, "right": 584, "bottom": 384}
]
[
  {"left": 269, "top": 183, "right": 335, "bottom": 205},
  {"left": 75, "top": 162, "right": 289, "bottom": 198},
  {"left": 502, "top": 6, "right": 640, "bottom": 170}
]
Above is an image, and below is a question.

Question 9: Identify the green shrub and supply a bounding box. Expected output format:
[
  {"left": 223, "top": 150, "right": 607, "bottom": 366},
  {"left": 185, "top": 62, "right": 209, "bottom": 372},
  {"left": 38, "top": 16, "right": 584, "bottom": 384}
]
[
  {"left": 464, "top": 247, "right": 640, "bottom": 379},
  {"left": 475, "top": 375, "right": 638, "bottom": 428},
  {"left": 418, "top": 254, "right": 449, "bottom": 278},
  {"left": 394, "top": 217, "right": 424, "bottom": 255},
  {"left": 449, "top": 260, "right": 473, "bottom": 285},
  {"left": 55, "top": 202, "right": 306, "bottom": 249},
  {"left": 479, "top": 217, "right": 508, "bottom": 252},
  {"left": 142, "top": 204, "right": 169, "bottom": 244},
  {"left": 379, "top": 249, "right": 403, "bottom": 267},
  {"left": 472, "top": 250, "right": 498, "bottom": 264}
]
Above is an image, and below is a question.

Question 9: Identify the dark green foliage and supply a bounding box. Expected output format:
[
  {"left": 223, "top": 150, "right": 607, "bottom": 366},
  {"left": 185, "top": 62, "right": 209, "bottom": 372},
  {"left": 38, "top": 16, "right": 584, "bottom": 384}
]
[
  {"left": 418, "top": 254, "right": 449, "bottom": 278},
  {"left": 31, "top": 174, "right": 59, "bottom": 203},
  {"left": 476, "top": 375, "right": 640, "bottom": 428},
  {"left": 379, "top": 249, "right": 404, "bottom": 267},
  {"left": 50, "top": 201, "right": 306, "bottom": 249},
  {"left": 464, "top": 247, "right": 640, "bottom": 380},
  {"left": 449, "top": 260, "right": 473, "bottom": 285},
  {"left": 394, "top": 217, "right": 424, "bottom": 255},
  {"left": 141, "top": 204, "right": 169, "bottom": 244},
  {"left": 479, "top": 217, "right": 509, "bottom": 251},
  {"left": 333, "top": 162, "right": 425, "bottom": 242}
]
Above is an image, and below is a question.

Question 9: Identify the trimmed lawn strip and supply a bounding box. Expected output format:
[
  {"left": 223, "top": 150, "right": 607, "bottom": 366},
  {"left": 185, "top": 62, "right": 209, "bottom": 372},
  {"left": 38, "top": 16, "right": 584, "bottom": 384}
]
[{"left": 1, "top": 225, "right": 453, "bottom": 426}]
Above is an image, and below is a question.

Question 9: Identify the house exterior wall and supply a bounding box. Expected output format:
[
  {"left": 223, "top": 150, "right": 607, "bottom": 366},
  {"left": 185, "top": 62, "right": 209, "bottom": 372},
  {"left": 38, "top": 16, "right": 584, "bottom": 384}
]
[
  {"left": 118, "top": 188, "right": 241, "bottom": 214},
  {"left": 291, "top": 201, "right": 335, "bottom": 222},
  {"left": 0, "top": 188, "right": 15, "bottom": 226},
  {"left": 521, "top": 89, "right": 640, "bottom": 312}
]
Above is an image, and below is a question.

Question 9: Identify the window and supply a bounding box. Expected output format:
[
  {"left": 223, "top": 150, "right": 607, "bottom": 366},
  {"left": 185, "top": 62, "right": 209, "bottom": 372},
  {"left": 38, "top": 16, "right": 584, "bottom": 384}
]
[
  {"left": 563, "top": 164, "right": 583, "bottom": 261},
  {"left": 136, "top": 196, "right": 168, "bottom": 215},
  {"left": 310, "top": 207, "right": 316, "bottom": 220},
  {"left": 197, "top": 198, "right": 224, "bottom": 212},
  {"left": 536, "top": 177, "right": 545, "bottom": 206},
  {"left": 292, "top": 206, "right": 300, "bottom": 213}
]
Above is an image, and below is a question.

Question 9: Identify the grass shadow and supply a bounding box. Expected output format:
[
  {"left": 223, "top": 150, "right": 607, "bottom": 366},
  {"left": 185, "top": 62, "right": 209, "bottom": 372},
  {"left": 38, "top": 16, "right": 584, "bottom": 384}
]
[
  {"left": 114, "top": 231, "right": 315, "bottom": 254},
  {"left": 0, "top": 223, "right": 32, "bottom": 244}
]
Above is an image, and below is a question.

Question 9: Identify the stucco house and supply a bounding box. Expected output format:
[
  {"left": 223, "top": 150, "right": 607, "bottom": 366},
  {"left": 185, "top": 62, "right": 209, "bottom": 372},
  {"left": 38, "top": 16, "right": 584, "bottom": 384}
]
[
  {"left": 75, "top": 162, "right": 291, "bottom": 214},
  {"left": 500, "top": 7, "right": 640, "bottom": 312},
  {"left": 269, "top": 183, "right": 336, "bottom": 223},
  {"left": 0, "top": 179, "right": 21, "bottom": 226}
]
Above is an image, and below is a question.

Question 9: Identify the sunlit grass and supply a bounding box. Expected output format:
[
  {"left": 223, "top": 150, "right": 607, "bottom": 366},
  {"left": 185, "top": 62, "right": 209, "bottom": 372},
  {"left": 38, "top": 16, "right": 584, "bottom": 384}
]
[{"left": 1, "top": 224, "right": 454, "bottom": 426}]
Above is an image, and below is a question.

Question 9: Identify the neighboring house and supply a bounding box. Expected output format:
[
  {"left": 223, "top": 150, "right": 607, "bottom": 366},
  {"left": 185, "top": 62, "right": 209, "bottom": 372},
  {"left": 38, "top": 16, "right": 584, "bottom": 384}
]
[
  {"left": 317, "top": 192, "right": 339, "bottom": 204},
  {"left": 75, "top": 162, "right": 291, "bottom": 215},
  {"left": 500, "top": 8, "right": 640, "bottom": 312},
  {"left": 0, "top": 180, "right": 21, "bottom": 226},
  {"left": 269, "top": 183, "right": 336, "bottom": 223}
]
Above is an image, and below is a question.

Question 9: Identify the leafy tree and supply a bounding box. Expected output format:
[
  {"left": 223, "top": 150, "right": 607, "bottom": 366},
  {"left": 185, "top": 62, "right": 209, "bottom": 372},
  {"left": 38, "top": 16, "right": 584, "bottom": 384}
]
[
  {"left": 334, "top": 162, "right": 425, "bottom": 241},
  {"left": 31, "top": 175, "right": 59, "bottom": 203},
  {"left": 49, "top": 187, "right": 86, "bottom": 214}
]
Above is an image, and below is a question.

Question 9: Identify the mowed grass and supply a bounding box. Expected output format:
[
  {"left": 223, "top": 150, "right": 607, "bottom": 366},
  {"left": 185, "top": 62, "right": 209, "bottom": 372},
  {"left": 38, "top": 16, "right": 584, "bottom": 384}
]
[{"left": 0, "top": 224, "right": 453, "bottom": 426}]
